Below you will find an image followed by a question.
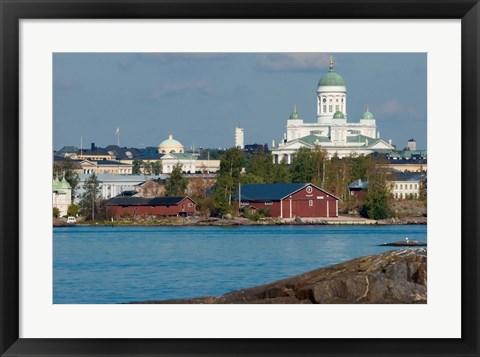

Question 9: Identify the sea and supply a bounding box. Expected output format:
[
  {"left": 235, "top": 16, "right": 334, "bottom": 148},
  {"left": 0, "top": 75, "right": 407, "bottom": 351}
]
[{"left": 53, "top": 224, "right": 427, "bottom": 304}]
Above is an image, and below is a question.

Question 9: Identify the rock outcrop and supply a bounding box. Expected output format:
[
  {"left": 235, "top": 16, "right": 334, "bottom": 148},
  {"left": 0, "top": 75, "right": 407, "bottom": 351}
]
[{"left": 139, "top": 248, "right": 427, "bottom": 304}]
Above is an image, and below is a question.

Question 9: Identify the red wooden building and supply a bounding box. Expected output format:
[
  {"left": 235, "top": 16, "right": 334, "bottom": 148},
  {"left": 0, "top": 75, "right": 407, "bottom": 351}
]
[
  {"left": 106, "top": 196, "right": 196, "bottom": 218},
  {"left": 239, "top": 183, "right": 339, "bottom": 218},
  {"left": 347, "top": 179, "right": 369, "bottom": 200}
]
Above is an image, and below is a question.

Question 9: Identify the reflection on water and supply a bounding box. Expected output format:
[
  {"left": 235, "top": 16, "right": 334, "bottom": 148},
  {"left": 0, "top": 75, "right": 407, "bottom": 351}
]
[{"left": 53, "top": 225, "right": 427, "bottom": 303}]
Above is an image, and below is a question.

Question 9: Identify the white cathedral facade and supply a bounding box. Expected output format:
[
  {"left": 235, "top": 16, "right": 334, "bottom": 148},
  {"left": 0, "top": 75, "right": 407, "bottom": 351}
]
[{"left": 271, "top": 57, "right": 395, "bottom": 163}]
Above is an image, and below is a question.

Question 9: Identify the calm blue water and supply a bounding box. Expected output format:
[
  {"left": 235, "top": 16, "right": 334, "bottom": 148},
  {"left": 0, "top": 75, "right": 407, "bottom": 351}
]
[{"left": 53, "top": 225, "right": 426, "bottom": 304}]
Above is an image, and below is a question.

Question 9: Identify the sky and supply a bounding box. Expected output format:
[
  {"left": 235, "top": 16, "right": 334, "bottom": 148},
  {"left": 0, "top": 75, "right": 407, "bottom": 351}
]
[{"left": 53, "top": 53, "right": 427, "bottom": 151}]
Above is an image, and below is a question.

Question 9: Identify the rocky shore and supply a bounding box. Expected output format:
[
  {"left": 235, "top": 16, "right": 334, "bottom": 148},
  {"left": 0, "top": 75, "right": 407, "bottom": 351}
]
[
  {"left": 136, "top": 248, "right": 427, "bottom": 304},
  {"left": 61, "top": 215, "right": 425, "bottom": 227}
]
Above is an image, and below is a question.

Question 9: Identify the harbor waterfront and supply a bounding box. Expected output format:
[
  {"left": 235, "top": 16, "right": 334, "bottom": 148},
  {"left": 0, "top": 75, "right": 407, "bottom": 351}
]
[{"left": 53, "top": 225, "right": 426, "bottom": 304}]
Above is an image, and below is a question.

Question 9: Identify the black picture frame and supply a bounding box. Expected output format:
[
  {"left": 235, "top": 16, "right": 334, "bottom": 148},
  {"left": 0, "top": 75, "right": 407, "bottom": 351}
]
[{"left": 1, "top": 0, "right": 479, "bottom": 356}]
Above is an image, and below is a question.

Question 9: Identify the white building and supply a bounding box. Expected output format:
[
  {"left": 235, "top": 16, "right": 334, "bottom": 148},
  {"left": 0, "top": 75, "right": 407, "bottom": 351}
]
[
  {"left": 76, "top": 174, "right": 166, "bottom": 201},
  {"left": 271, "top": 57, "right": 395, "bottom": 163},
  {"left": 388, "top": 172, "right": 426, "bottom": 199},
  {"left": 53, "top": 178, "right": 72, "bottom": 216},
  {"left": 235, "top": 127, "right": 245, "bottom": 149}
]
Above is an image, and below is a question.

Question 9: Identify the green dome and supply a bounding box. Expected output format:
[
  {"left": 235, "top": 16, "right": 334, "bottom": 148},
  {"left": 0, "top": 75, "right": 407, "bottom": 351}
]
[
  {"left": 289, "top": 104, "right": 302, "bottom": 119},
  {"left": 318, "top": 71, "right": 345, "bottom": 87},
  {"left": 159, "top": 135, "right": 184, "bottom": 149},
  {"left": 362, "top": 109, "right": 374, "bottom": 120},
  {"left": 318, "top": 57, "right": 345, "bottom": 87},
  {"left": 333, "top": 111, "right": 345, "bottom": 119},
  {"left": 53, "top": 178, "right": 71, "bottom": 192}
]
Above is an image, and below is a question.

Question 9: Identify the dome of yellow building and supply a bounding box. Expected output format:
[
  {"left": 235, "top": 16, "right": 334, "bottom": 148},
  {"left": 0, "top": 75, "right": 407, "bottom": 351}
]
[{"left": 158, "top": 134, "right": 184, "bottom": 154}]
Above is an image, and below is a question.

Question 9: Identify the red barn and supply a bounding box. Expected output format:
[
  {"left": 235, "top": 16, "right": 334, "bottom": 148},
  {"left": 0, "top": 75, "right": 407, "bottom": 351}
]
[
  {"left": 238, "top": 183, "right": 339, "bottom": 218},
  {"left": 106, "top": 196, "right": 196, "bottom": 218}
]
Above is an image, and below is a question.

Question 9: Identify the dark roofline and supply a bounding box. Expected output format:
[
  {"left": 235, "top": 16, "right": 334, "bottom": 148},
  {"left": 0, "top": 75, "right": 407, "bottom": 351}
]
[
  {"left": 280, "top": 183, "right": 339, "bottom": 201},
  {"left": 239, "top": 183, "right": 339, "bottom": 202},
  {"left": 107, "top": 196, "right": 196, "bottom": 206}
]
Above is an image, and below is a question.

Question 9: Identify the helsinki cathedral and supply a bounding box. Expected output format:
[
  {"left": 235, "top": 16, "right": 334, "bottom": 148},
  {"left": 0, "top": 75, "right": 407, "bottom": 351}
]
[{"left": 271, "top": 57, "right": 395, "bottom": 163}]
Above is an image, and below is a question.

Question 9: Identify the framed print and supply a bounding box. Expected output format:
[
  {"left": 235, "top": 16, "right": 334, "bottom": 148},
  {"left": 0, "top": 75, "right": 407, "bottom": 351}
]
[{"left": 1, "top": 0, "right": 479, "bottom": 356}]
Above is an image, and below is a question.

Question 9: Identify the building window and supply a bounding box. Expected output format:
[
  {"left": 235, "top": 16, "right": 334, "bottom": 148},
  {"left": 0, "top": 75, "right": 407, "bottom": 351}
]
[
  {"left": 335, "top": 105, "right": 339, "bottom": 112},
  {"left": 265, "top": 202, "right": 273, "bottom": 206},
  {"left": 414, "top": 184, "right": 418, "bottom": 189},
  {"left": 329, "top": 105, "right": 333, "bottom": 112},
  {"left": 329, "top": 98, "right": 332, "bottom": 102},
  {"left": 187, "top": 203, "right": 193, "bottom": 207},
  {"left": 400, "top": 184, "right": 403, "bottom": 189},
  {"left": 323, "top": 105, "right": 327, "bottom": 112},
  {"left": 410, "top": 184, "right": 412, "bottom": 189},
  {"left": 309, "top": 200, "right": 313, "bottom": 206},
  {"left": 341, "top": 98, "right": 344, "bottom": 102},
  {"left": 306, "top": 186, "right": 313, "bottom": 194},
  {"left": 336, "top": 98, "right": 339, "bottom": 102},
  {"left": 395, "top": 184, "right": 398, "bottom": 189}
]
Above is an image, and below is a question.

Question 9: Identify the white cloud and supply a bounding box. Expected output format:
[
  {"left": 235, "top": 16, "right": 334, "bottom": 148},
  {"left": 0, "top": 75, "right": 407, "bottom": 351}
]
[
  {"left": 374, "top": 99, "right": 419, "bottom": 118},
  {"left": 150, "top": 81, "right": 214, "bottom": 98},
  {"left": 137, "top": 53, "right": 227, "bottom": 63},
  {"left": 256, "top": 53, "right": 331, "bottom": 71}
]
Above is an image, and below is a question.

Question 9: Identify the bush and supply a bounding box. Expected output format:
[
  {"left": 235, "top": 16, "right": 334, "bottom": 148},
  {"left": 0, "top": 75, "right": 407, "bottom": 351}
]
[
  {"left": 53, "top": 207, "right": 60, "bottom": 218},
  {"left": 67, "top": 204, "right": 79, "bottom": 217},
  {"left": 242, "top": 207, "right": 270, "bottom": 221}
]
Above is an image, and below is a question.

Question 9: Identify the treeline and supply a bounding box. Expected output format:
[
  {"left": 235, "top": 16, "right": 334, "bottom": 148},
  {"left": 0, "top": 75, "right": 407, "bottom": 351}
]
[
  {"left": 207, "top": 147, "right": 393, "bottom": 219},
  {"left": 54, "top": 147, "right": 400, "bottom": 221}
]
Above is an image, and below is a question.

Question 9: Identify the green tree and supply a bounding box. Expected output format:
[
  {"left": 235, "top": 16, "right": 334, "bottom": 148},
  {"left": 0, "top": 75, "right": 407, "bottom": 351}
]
[
  {"left": 271, "top": 158, "right": 291, "bottom": 183},
  {"left": 246, "top": 150, "right": 274, "bottom": 183},
  {"left": 212, "top": 174, "right": 234, "bottom": 217},
  {"left": 53, "top": 207, "right": 60, "bottom": 218},
  {"left": 212, "top": 148, "right": 244, "bottom": 216},
  {"left": 360, "top": 168, "right": 391, "bottom": 220},
  {"left": 142, "top": 161, "right": 152, "bottom": 175},
  {"left": 290, "top": 147, "right": 314, "bottom": 183},
  {"left": 79, "top": 173, "right": 101, "bottom": 220},
  {"left": 311, "top": 146, "right": 328, "bottom": 187},
  {"left": 165, "top": 163, "right": 188, "bottom": 196},
  {"left": 67, "top": 204, "right": 79, "bottom": 217},
  {"left": 241, "top": 173, "right": 264, "bottom": 184},
  {"left": 419, "top": 177, "right": 427, "bottom": 202},
  {"left": 151, "top": 161, "right": 162, "bottom": 175},
  {"left": 132, "top": 160, "right": 143, "bottom": 175}
]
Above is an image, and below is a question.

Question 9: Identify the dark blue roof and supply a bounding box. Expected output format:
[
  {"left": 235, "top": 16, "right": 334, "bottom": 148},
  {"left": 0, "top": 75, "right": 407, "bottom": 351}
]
[
  {"left": 95, "top": 160, "right": 131, "bottom": 166},
  {"left": 132, "top": 147, "right": 161, "bottom": 160},
  {"left": 107, "top": 196, "right": 194, "bottom": 206},
  {"left": 238, "top": 183, "right": 308, "bottom": 201},
  {"left": 348, "top": 179, "right": 369, "bottom": 190},
  {"left": 389, "top": 172, "right": 426, "bottom": 182}
]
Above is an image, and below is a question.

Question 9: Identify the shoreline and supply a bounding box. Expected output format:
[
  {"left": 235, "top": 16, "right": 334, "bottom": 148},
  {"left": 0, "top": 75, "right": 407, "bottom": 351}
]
[{"left": 53, "top": 215, "right": 427, "bottom": 227}]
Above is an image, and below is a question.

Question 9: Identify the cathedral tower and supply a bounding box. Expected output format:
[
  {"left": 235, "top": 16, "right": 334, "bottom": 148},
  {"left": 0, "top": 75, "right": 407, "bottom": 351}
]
[{"left": 316, "top": 57, "right": 347, "bottom": 124}]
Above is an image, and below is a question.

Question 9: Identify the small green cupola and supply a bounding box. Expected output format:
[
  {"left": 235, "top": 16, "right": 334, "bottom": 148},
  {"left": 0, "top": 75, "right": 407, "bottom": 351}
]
[
  {"left": 318, "top": 56, "right": 345, "bottom": 87},
  {"left": 333, "top": 111, "right": 345, "bottom": 119},
  {"left": 289, "top": 104, "right": 302, "bottom": 119},
  {"left": 362, "top": 105, "right": 374, "bottom": 120}
]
